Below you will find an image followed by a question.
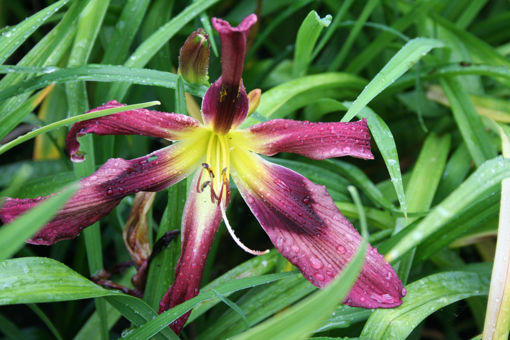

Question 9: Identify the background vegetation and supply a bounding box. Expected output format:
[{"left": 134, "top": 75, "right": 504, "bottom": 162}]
[{"left": 1, "top": 0, "right": 510, "bottom": 339}]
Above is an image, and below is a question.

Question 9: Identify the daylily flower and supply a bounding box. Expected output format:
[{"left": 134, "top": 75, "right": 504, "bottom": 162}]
[{"left": 0, "top": 14, "right": 405, "bottom": 334}]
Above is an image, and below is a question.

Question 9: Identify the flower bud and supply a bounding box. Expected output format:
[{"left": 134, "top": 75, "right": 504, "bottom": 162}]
[{"left": 179, "top": 28, "right": 210, "bottom": 85}]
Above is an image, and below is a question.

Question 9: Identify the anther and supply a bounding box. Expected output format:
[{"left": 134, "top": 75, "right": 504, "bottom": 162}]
[{"left": 200, "top": 181, "right": 211, "bottom": 192}]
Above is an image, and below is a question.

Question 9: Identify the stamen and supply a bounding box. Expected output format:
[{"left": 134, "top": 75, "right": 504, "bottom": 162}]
[
  {"left": 200, "top": 181, "right": 211, "bottom": 192},
  {"left": 220, "top": 204, "right": 269, "bottom": 256},
  {"left": 196, "top": 165, "right": 206, "bottom": 193}
]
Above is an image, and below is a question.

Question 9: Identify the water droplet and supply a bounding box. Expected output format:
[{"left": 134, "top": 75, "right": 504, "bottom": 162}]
[
  {"left": 310, "top": 256, "right": 323, "bottom": 269},
  {"left": 276, "top": 236, "right": 284, "bottom": 247},
  {"left": 106, "top": 188, "right": 113, "bottom": 196},
  {"left": 401, "top": 288, "right": 407, "bottom": 296},
  {"left": 382, "top": 293, "right": 393, "bottom": 302},
  {"left": 302, "top": 196, "right": 311, "bottom": 204},
  {"left": 315, "top": 273, "right": 325, "bottom": 281},
  {"left": 274, "top": 179, "right": 291, "bottom": 192},
  {"left": 385, "top": 271, "right": 392, "bottom": 280},
  {"left": 336, "top": 245, "right": 346, "bottom": 254}
]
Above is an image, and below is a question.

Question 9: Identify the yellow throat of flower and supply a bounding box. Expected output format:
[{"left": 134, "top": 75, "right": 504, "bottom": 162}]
[{"left": 197, "top": 130, "right": 231, "bottom": 205}]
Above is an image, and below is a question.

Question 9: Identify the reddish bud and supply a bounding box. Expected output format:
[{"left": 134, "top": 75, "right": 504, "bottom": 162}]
[{"left": 179, "top": 28, "right": 210, "bottom": 85}]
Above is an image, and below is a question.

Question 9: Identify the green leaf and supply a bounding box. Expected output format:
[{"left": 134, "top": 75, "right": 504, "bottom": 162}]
[
  {"left": 0, "top": 64, "right": 207, "bottom": 101},
  {"left": 440, "top": 77, "right": 496, "bottom": 167},
  {"left": 175, "top": 75, "right": 187, "bottom": 115},
  {"left": 123, "top": 273, "right": 292, "bottom": 340},
  {"left": 434, "top": 14, "right": 510, "bottom": 67},
  {"left": 314, "top": 305, "right": 371, "bottom": 333},
  {"left": 393, "top": 134, "right": 451, "bottom": 283},
  {"left": 0, "top": 0, "right": 87, "bottom": 126},
  {"left": 392, "top": 64, "right": 510, "bottom": 92},
  {"left": 0, "top": 101, "right": 160, "bottom": 156},
  {"left": 199, "top": 273, "right": 315, "bottom": 339},
  {"left": 341, "top": 38, "right": 444, "bottom": 122},
  {"left": 0, "top": 313, "right": 24, "bottom": 340},
  {"left": 248, "top": 0, "right": 313, "bottom": 59},
  {"left": 231, "top": 241, "right": 367, "bottom": 340},
  {"left": 0, "top": 257, "right": 121, "bottom": 304},
  {"left": 293, "top": 11, "right": 331, "bottom": 77},
  {"left": 323, "top": 158, "right": 396, "bottom": 212},
  {"left": 247, "top": 73, "right": 366, "bottom": 124},
  {"left": 106, "top": 0, "right": 220, "bottom": 102},
  {"left": 0, "top": 84, "right": 54, "bottom": 141},
  {"left": 328, "top": 0, "right": 378, "bottom": 70},
  {"left": 346, "top": 104, "right": 407, "bottom": 215},
  {"left": 345, "top": 0, "right": 439, "bottom": 74},
  {"left": 73, "top": 303, "right": 121, "bottom": 340},
  {"left": 0, "top": 0, "right": 70, "bottom": 64},
  {"left": 387, "top": 157, "right": 510, "bottom": 262},
  {"left": 0, "top": 183, "right": 78, "bottom": 261},
  {"left": 361, "top": 265, "right": 491, "bottom": 339},
  {"left": 0, "top": 257, "right": 176, "bottom": 339},
  {"left": 93, "top": 0, "right": 151, "bottom": 104}
]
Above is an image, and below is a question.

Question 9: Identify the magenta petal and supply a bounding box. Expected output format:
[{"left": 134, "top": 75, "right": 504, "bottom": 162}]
[
  {"left": 67, "top": 100, "right": 200, "bottom": 162},
  {"left": 201, "top": 77, "right": 249, "bottom": 133},
  {"left": 231, "top": 152, "right": 404, "bottom": 308},
  {"left": 202, "top": 14, "right": 257, "bottom": 133},
  {"left": 211, "top": 14, "right": 256, "bottom": 87},
  {"left": 246, "top": 118, "right": 374, "bottom": 160},
  {"left": 0, "top": 145, "right": 193, "bottom": 245},
  {"left": 158, "top": 170, "right": 224, "bottom": 334}
]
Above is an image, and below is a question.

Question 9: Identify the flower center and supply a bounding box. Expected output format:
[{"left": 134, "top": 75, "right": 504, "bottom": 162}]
[{"left": 197, "top": 131, "right": 231, "bottom": 205}]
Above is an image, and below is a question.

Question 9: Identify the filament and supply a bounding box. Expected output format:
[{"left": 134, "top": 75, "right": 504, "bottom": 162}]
[{"left": 220, "top": 204, "right": 269, "bottom": 256}]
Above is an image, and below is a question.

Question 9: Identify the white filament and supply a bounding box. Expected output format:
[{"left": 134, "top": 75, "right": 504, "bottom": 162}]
[{"left": 220, "top": 204, "right": 269, "bottom": 256}]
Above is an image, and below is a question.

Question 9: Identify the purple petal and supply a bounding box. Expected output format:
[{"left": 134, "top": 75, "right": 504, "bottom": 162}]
[
  {"left": 231, "top": 150, "right": 405, "bottom": 308},
  {"left": 67, "top": 100, "right": 200, "bottom": 162},
  {"left": 0, "top": 144, "right": 201, "bottom": 245},
  {"left": 202, "top": 14, "right": 257, "bottom": 133},
  {"left": 211, "top": 14, "right": 256, "bottom": 87},
  {"left": 159, "top": 170, "right": 224, "bottom": 334},
  {"left": 245, "top": 118, "right": 373, "bottom": 160},
  {"left": 201, "top": 78, "right": 249, "bottom": 133}
]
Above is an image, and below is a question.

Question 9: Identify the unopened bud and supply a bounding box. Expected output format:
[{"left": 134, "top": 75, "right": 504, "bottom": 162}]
[
  {"left": 179, "top": 28, "right": 210, "bottom": 85},
  {"left": 247, "top": 89, "right": 261, "bottom": 116}
]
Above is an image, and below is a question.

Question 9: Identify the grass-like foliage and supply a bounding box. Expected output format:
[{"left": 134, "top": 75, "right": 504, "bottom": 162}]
[{"left": 1, "top": 1, "right": 510, "bottom": 339}]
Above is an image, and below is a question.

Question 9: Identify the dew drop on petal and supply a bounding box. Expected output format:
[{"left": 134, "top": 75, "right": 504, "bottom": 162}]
[
  {"left": 336, "top": 245, "right": 346, "bottom": 254},
  {"left": 276, "top": 236, "right": 284, "bottom": 248},
  {"left": 382, "top": 293, "right": 393, "bottom": 302},
  {"left": 315, "top": 273, "right": 325, "bottom": 282},
  {"left": 302, "top": 196, "right": 311, "bottom": 204},
  {"left": 274, "top": 178, "right": 291, "bottom": 192},
  {"left": 310, "top": 256, "right": 323, "bottom": 269},
  {"left": 401, "top": 288, "right": 407, "bottom": 296}
]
